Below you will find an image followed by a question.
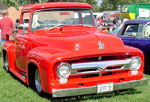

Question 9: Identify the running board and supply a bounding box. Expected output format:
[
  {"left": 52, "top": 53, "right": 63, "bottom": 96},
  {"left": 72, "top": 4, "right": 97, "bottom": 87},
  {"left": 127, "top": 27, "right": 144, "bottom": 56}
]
[{"left": 10, "top": 68, "right": 27, "bottom": 83}]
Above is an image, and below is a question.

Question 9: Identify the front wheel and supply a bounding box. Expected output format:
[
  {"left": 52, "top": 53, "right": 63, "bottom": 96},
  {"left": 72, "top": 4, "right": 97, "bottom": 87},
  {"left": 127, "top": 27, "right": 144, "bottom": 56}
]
[
  {"left": 34, "top": 69, "right": 43, "bottom": 95},
  {"left": 4, "top": 54, "right": 9, "bottom": 72}
]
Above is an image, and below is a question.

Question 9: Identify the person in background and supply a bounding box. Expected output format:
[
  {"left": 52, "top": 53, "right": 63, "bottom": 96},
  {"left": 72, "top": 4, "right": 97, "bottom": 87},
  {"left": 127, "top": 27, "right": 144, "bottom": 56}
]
[
  {"left": 113, "top": 17, "right": 117, "bottom": 26},
  {"left": 0, "top": 12, "right": 3, "bottom": 19},
  {"left": 0, "top": 11, "right": 3, "bottom": 45},
  {"left": 97, "top": 16, "right": 103, "bottom": 26},
  {"left": 113, "top": 18, "right": 119, "bottom": 33},
  {"left": 0, "top": 10, "right": 14, "bottom": 46}
]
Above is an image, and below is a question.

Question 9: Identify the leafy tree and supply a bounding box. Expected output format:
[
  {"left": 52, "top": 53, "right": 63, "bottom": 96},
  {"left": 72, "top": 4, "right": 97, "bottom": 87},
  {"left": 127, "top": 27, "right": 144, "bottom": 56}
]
[
  {"left": 1, "top": 0, "right": 98, "bottom": 11},
  {"left": 100, "top": 0, "right": 150, "bottom": 11},
  {"left": 47, "top": 0, "right": 86, "bottom": 2},
  {"left": 86, "top": 0, "right": 97, "bottom": 6},
  {"left": 0, "top": 0, "right": 19, "bottom": 9}
]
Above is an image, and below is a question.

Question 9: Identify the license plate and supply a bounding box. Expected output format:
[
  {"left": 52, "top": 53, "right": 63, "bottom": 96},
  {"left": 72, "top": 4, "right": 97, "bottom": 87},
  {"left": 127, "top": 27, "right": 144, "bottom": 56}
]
[{"left": 97, "top": 83, "right": 113, "bottom": 93}]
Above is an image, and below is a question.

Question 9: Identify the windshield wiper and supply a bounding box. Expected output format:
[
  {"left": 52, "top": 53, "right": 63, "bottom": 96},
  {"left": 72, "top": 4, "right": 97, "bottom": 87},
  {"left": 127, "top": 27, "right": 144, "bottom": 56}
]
[
  {"left": 48, "top": 24, "right": 92, "bottom": 30},
  {"left": 48, "top": 24, "right": 70, "bottom": 30}
]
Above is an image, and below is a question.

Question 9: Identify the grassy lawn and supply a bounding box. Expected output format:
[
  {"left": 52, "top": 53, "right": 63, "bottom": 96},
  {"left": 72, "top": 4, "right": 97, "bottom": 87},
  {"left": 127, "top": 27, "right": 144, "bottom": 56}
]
[{"left": 0, "top": 57, "right": 150, "bottom": 102}]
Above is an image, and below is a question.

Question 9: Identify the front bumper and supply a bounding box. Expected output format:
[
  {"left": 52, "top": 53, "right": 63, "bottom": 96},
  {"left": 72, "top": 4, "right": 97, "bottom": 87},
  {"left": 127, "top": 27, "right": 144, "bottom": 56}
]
[{"left": 52, "top": 78, "right": 148, "bottom": 97}]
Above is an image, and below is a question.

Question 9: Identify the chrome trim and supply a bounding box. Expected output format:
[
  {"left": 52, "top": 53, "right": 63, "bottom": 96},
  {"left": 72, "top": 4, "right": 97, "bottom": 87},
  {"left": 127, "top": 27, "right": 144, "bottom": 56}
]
[
  {"left": 71, "top": 59, "right": 131, "bottom": 74},
  {"left": 52, "top": 78, "right": 148, "bottom": 97}
]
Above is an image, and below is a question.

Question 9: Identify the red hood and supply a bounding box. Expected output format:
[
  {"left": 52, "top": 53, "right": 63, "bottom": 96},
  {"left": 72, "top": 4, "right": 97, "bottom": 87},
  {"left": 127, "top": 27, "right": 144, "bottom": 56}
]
[{"left": 32, "top": 26, "right": 125, "bottom": 53}]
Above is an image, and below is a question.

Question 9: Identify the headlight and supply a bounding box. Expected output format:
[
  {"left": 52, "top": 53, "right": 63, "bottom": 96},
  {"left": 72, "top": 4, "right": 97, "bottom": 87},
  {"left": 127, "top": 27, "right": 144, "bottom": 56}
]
[
  {"left": 57, "top": 63, "right": 71, "bottom": 78},
  {"left": 130, "top": 56, "right": 141, "bottom": 70}
]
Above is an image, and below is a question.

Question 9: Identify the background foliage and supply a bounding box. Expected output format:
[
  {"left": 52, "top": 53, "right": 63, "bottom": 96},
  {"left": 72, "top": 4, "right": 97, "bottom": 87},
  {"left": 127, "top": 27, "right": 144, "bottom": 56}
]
[
  {"left": 100, "top": 0, "right": 150, "bottom": 11},
  {"left": 0, "top": 0, "right": 98, "bottom": 11}
]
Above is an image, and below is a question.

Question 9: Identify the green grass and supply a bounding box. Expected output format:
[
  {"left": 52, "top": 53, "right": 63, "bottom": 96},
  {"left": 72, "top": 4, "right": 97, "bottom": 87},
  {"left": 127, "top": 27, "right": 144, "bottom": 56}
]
[{"left": 0, "top": 57, "right": 150, "bottom": 102}]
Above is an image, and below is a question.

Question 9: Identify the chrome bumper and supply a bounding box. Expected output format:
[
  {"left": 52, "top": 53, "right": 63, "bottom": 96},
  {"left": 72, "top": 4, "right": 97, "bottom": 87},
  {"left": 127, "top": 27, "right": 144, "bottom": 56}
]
[{"left": 52, "top": 78, "right": 148, "bottom": 97}]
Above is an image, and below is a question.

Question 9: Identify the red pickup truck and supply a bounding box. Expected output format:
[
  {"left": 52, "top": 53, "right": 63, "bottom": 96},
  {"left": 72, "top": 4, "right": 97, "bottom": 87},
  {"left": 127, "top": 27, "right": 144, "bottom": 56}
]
[{"left": 2, "top": 2, "right": 147, "bottom": 97}]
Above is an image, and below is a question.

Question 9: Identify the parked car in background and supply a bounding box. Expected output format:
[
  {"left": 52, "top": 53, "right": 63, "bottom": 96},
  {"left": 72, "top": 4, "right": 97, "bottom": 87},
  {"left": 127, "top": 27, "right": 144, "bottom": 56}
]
[
  {"left": 2, "top": 3, "right": 147, "bottom": 98},
  {"left": 118, "top": 19, "right": 150, "bottom": 71}
]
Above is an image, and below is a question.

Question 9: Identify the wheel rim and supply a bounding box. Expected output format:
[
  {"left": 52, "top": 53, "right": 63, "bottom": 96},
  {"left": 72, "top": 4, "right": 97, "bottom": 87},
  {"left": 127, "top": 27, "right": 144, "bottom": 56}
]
[
  {"left": 4, "top": 55, "right": 9, "bottom": 71},
  {"left": 35, "top": 69, "right": 42, "bottom": 93}
]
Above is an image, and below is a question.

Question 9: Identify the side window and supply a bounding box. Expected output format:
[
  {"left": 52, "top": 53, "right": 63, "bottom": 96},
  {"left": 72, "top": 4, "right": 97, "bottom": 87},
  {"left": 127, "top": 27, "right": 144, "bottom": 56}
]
[
  {"left": 122, "top": 24, "right": 144, "bottom": 37},
  {"left": 144, "top": 25, "right": 150, "bottom": 37},
  {"left": 124, "top": 25, "right": 139, "bottom": 34},
  {"left": 22, "top": 12, "right": 30, "bottom": 30}
]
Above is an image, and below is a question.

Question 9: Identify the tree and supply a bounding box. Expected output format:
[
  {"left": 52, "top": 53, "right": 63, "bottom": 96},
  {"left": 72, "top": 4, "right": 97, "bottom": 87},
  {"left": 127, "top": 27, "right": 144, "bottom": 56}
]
[
  {"left": 86, "top": 0, "right": 97, "bottom": 6},
  {"left": 47, "top": 0, "right": 86, "bottom": 2},
  {"left": 0, "top": 0, "right": 19, "bottom": 9},
  {"left": 100, "top": 0, "right": 150, "bottom": 11},
  {"left": 0, "top": 0, "right": 98, "bottom": 11}
]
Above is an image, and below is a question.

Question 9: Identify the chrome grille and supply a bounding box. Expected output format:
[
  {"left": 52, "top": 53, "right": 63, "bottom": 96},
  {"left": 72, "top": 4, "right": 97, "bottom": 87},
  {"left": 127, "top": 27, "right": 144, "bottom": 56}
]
[{"left": 71, "top": 58, "right": 131, "bottom": 75}]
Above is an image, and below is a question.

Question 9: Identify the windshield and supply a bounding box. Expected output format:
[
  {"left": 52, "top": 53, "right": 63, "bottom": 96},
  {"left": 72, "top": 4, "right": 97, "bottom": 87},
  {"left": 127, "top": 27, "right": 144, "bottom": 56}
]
[{"left": 31, "top": 8, "right": 97, "bottom": 30}]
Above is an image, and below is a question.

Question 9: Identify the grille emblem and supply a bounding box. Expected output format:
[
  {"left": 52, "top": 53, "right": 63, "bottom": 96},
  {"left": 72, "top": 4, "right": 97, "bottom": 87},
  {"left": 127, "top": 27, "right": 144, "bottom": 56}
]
[
  {"left": 98, "top": 67, "right": 103, "bottom": 76},
  {"left": 98, "top": 67, "right": 103, "bottom": 72},
  {"left": 98, "top": 41, "right": 104, "bottom": 50}
]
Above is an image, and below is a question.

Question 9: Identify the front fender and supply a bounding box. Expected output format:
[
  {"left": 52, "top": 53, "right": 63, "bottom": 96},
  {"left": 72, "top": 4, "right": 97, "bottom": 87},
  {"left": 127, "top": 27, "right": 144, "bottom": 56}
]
[{"left": 27, "top": 47, "right": 69, "bottom": 93}]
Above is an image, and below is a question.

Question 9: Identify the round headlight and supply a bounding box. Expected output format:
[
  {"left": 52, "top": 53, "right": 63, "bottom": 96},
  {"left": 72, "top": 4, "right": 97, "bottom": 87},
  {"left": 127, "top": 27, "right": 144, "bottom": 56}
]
[
  {"left": 57, "top": 63, "right": 71, "bottom": 78},
  {"left": 130, "top": 56, "right": 141, "bottom": 71}
]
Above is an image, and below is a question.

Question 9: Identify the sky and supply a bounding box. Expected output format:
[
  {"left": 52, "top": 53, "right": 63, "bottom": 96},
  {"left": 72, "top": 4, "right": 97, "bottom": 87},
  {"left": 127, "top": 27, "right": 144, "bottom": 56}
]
[
  {"left": 96, "top": 0, "right": 102, "bottom": 3},
  {"left": 96, "top": 0, "right": 102, "bottom": 5}
]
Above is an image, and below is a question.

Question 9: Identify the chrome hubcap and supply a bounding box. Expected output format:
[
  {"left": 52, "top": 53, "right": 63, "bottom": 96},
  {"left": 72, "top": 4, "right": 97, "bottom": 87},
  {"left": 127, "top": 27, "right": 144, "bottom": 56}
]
[
  {"left": 35, "top": 69, "right": 42, "bottom": 93},
  {"left": 4, "top": 55, "right": 9, "bottom": 71}
]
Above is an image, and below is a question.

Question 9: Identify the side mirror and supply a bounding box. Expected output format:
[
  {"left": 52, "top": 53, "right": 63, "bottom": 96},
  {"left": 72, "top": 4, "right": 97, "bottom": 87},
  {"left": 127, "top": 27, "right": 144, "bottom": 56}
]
[{"left": 18, "top": 24, "right": 29, "bottom": 30}]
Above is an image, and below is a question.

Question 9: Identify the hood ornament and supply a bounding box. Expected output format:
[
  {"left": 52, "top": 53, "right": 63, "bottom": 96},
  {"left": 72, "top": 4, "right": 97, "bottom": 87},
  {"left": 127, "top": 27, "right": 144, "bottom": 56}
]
[{"left": 98, "top": 41, "right": 104, "bottom": 50}]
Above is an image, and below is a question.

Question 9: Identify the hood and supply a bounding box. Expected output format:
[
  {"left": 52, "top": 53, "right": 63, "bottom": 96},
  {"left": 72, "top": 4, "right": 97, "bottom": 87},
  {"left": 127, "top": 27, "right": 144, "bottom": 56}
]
[{"left": 33, "top": 26, "right": 125, "bottom": 53}]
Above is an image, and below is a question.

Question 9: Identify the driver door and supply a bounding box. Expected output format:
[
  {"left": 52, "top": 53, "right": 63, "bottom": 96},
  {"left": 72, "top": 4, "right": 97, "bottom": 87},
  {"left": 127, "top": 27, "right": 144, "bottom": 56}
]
[
  {"left": 119, "top": 23, "right": 144, "bottom": 47},
  {"left": 15, "top": 12, "right": 30, "bottom": 71},
  {"left": 127, "top": 24, "right": 150, "bottom": 54}
]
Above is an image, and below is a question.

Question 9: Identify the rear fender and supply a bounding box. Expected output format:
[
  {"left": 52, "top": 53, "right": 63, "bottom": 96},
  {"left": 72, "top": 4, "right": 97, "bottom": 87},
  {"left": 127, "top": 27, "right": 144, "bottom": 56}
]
[{"left": 2, "top": 41, "right": 15, "bottom": 71}]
